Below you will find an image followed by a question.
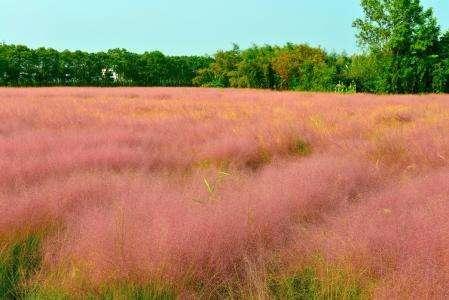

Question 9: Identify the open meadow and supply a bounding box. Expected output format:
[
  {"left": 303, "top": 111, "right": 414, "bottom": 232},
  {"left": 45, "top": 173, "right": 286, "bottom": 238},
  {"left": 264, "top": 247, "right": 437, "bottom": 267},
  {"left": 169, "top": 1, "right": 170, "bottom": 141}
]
[{"left": 1, "top": 88, "right": 449, "bottom": 299}]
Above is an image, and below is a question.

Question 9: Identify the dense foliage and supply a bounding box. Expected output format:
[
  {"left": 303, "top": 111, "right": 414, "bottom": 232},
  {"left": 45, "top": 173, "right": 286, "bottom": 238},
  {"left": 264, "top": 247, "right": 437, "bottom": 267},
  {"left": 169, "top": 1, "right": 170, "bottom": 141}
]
[
  {"left": 0, "top": 0, "right": 448, "bottom": 93},
  {"left": 0, "top": 45, "right": 212, "bottom": 87},
  {"left": 195, "top": 0, "right": 448, "bottom": 93}
]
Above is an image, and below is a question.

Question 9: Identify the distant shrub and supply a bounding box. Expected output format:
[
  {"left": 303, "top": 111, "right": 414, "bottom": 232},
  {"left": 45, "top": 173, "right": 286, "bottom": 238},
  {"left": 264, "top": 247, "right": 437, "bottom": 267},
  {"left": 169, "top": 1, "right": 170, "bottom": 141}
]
[{"left": 334, "top": 81, "right": 357, "bottom": 94}]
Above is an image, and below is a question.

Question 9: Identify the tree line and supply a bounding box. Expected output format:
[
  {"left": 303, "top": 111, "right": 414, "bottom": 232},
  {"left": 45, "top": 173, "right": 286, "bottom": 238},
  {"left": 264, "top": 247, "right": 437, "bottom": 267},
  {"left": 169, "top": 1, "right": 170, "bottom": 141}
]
[
  {"left": 194, "top": 0, "right": 449, "bottom": 93},
  {"left": 0, "top": 46, "right": 212, "bottom": 87},
  {"left": 1, "top": 0, "right": 448, "bottom": 93}
]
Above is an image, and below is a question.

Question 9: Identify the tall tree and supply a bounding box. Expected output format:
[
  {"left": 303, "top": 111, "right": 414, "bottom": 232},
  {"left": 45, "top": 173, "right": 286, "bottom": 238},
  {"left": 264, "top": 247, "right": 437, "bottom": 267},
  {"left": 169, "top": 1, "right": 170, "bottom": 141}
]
[
  {"left": 353, "top": 0, "right": 441, "bottom": 93},
  {"left": 432, "top": 30, "right": 449, "bottom": 92},
  {"left": 0, "top": 44, "right": 8, "bottom": 85},
  {"left": 35, "top": 47, "right": 60, "bottom": 85},
  {"left": 195, "top": 44, "right": 241, "bottom": 88}
]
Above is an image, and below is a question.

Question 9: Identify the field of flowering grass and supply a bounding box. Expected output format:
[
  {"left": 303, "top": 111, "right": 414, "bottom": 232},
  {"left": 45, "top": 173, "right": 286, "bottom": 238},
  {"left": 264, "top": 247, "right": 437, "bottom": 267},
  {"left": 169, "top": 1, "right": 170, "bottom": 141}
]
[{"left": 0, "top": 87, "right": 448, "bottom": 299}]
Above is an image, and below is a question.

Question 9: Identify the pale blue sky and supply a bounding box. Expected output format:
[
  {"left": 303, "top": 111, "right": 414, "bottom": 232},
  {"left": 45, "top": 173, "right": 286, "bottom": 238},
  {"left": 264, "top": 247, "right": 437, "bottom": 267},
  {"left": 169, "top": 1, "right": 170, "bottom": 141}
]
[{"left": 1, "top": 0, "right": 448, "bottom": 55}]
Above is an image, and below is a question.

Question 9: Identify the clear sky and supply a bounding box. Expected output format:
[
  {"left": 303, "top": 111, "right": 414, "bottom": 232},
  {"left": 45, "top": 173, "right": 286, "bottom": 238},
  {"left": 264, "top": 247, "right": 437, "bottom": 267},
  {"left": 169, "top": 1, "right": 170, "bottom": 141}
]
[{"left": 1, "top": 0, "right": 448, "bottom": 55}]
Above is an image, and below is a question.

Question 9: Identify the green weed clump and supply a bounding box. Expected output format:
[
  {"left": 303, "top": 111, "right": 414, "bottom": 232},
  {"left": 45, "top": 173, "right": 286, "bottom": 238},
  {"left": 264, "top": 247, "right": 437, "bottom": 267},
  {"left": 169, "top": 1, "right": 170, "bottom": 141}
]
[
  {"left": 269, "top": 265, "right": 367, "bottom": 300},
  {"left": 289, "top": 139, "right": 312, "bottom": 157},
  {"left": 0, "top": 234, "right": 42, "bottom": 299}
]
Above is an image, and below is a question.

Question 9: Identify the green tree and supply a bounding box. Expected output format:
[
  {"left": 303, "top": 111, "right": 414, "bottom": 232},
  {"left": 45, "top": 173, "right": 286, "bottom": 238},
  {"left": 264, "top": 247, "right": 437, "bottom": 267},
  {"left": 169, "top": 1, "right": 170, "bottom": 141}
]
[
  {"left": 432, "top": 31, "right": 449, "bottom": 93},
  {"left": 232, "top": 45, "right": 277, "bottom": 89},
  {"left": 166, "top": 56, "right": 212, "bottom": 86},
  {"left": 353, "top": 0, "right": 441, "bottom": 93},
  {"left": 35, "top": 47, "right": 61, "bottom": 86},
  {"left": 194, "top": 44, "right": 241, "bottom": 88},
  {"left": 272, "top": 44, "right": 334, "bottom": 90},
  {"left": 347, "top": 53, "right": 390, "bottom": 93},
  {"left": 0, "top": 44, "right": 8, "bottom": 85},
  {"left": 106, "top": 49, "right": 140, "bottom": 85},
  {"left": 138, "top": 51, "right": 168, "bottom": 86}
]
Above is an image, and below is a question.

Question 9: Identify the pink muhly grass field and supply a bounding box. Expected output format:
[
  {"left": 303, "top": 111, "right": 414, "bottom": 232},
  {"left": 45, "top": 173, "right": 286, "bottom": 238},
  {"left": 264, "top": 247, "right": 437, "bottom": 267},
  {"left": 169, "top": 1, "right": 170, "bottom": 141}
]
[{"left": 1, "top": 87, "right": 449, "bottom": 298}]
